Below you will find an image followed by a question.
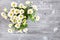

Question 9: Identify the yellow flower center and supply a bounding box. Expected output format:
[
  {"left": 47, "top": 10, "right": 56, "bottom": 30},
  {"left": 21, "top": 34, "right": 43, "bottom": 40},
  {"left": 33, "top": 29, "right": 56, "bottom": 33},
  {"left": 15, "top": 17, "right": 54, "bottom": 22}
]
[
  {"left": 20, "top": 16, "right": 22, "bottom": 18},
  {"left": 13, "top": 19, "right": 16, "bottom": 22},
  {"left": 13, "top": 4, "right": 15, "bottom": 6},
  {"left": 17, "top": 24, "right": 19, "bottom": 26},
  {"left": 10, "top": 13, "right": 13, "bottom": 16},
  {"left": 29, "top": 11, "right": 31, "bottom": 13},
  {"left": 12, "top": 10, "right": 14, "bottom": 12},
  {"left": 16, "top": 10, "right": 18, "bottom": 13},
  {"left": 18, "top": 20, "right": 20, "bottom": 22}
]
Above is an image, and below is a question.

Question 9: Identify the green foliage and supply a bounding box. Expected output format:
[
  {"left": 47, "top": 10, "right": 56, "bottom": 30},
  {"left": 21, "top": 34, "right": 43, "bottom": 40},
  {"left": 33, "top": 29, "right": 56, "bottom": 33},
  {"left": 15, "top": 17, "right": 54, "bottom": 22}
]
[{"left": 18, "top": 23, "right": 28, "bottom": 30}]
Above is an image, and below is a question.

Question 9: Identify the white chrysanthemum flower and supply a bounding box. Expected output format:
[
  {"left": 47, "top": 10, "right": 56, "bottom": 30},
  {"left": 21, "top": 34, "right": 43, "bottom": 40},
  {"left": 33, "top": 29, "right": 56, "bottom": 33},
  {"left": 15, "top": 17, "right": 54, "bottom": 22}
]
[
  {"left": 10, "top": 17, "right": 17, "bottom": 23},
  {"left": 11, "top": 2, "right": 17, "bottom": 7},
  {"left": 17, "top": 19, "right": 22, "bottom": 24},
  {"left": 13, "top": 15, "right": 17, "bottom": 19},
  {"left": 12, "top": 19, "right": 17, "bottom": 23},
  {"left": 32, "top": 5, "right": 38, "bottom": 11},
  {"left": 19, "top": 3, "right": 24, "bottom": 8},
  {"left": 18, "top": 30, "right": 23, "bottom": 33},
  {"left": 19, "top": 3, "right": 26, "bottom": 9},
  {"left": 8, "top": 24, "right": 13, "bottom": 28},
  {"left": 18, "top": 15, "right": 24, "bottom": 19},
  {"left": 35, "top": 16, "right": 40, "bottom": 21},
  {"left": 10, "top": 8, "right": 15, "bottom": 13},
  {"left": 1, "top": 12, "right": 7, "bottom": 19},
  {"left": 8, "top": 12, "right": 14, "bottom": 18},
  {"left": 27, "top": 9, "right": 33, "bottom": 14},
  {"left": 25, "top": 1, "right": 31, "bottom": 4},
  {"left": 15, "top": 23, "right": 20, "bottom": 28},
  {"left": 3, "top": 8, "right": 7, "bottom": 12},
  {"left": 23, "top": 28, "right": 28, "bottom": 33},
  {"left": 19, "top": 9, "right": 24, "bottom": 14},
  {"left": 14, "top": 9, "right": 19, "bottom": 14},
  {"left": 1, "top": 12, "right": 6, "bottom": 17},
  {"left": 8, "top": 29, "right": 13, "bottom": 33}
]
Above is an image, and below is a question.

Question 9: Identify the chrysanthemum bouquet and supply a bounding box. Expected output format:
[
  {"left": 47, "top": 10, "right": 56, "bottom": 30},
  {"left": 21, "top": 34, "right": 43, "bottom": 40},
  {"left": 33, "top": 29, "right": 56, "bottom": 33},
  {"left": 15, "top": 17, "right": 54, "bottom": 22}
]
[{"left": 1, "top": 1, "right": 40, "bottom": 33}]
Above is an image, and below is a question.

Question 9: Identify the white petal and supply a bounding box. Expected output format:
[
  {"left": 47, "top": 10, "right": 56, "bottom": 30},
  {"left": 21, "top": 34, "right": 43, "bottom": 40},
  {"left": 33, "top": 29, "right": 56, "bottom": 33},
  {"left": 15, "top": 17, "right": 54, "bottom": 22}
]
[
  {"left": 8, "top": 29, "right": 13, "bottom": 33},
  {"left": 11, "top": 2, "right": 17, "bottom": 7},
  {"left": 3, "top": 8, "right": 7, "bottom": 12},
  {"left": 25, "top": 1, "right": 30, "bottom": 4},
  {"left": 32, "top": 5, "right": 38, "bottom": 11},
  {"left": 8, "top": 24, "right": 13, "bottom": 28},
  {"left": 23, "top": 28, "right": 28, "bottom": 33},
  {"left": 53, "top": 27, "right": 58, "bottom": 32},
  {"left": 36, "top": 16, "right": 40, "bottom": 21}
]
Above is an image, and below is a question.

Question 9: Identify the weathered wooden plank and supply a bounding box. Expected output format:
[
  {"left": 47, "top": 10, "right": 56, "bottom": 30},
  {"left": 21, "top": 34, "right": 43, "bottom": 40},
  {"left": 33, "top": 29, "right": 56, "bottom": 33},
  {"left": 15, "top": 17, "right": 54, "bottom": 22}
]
[{"left": 0, "top": 0, "right": 60, "bottom": 40}]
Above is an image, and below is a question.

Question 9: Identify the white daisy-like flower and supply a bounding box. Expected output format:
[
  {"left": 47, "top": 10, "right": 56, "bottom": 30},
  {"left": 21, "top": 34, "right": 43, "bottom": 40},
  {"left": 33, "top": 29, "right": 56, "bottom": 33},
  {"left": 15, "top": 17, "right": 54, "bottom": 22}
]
[
  {"left": 3, "top": 8, "right": 7, "bottom": 12},
  {"left": 15, "top": 23, "right": 20, "bottom": 28},
  {"left": 13, "top": 15, "right": 17, "bottom": 19},
  {"left": 19, "top": 3, "right": 24, "bottom": 8},
  {"left": 35, "top": 16, "right": 40, "bottom": 21},
  {"left": 25, "top": 1, "right": 31, "bottom": 4},
  {"left": 27, "top": 9, "right": 33, "bottom": 14},
  {"left": 8, "top": 12, "right": 14, "bottom": 18},
  {"left": 8, "top": 29, "right": 13, "bottom": 33},
  {"left": 18, "top": 15, "right": 24, "bottom": 19},
  {"left": 14, "top": 9, "right": 19, "bottom": 14},
  {"left": 23, "top": 28, "right": 28, "bottom": 33},
  {"left": 8, "top": 24, "right": 13, "bottom": 28},
  {"left": 11, "top": 2, "right": 17, "bottom": 7},
  {"left": 10, "top": 17, "right": 17, "bottom": 23},
  {"left": 1, "top": 12, "right": 7, "bottom": 19},
  {"left": 17, "top": 19, "right": 22, "bottom": 24},
  {"left": 10, "top": 8, "right": 15, "bottom": 13},
  {"left": 1, "top": 12, "right": 6, "bottom": 17},
  {"left": 32, "top": 5, "right": 38, "bottom": 11},
  {"left": 19, "top": 9, "right": 24, "bottom": 14},
  {"left": 12, "top": 19, "right": 17, "bottom": 23}
]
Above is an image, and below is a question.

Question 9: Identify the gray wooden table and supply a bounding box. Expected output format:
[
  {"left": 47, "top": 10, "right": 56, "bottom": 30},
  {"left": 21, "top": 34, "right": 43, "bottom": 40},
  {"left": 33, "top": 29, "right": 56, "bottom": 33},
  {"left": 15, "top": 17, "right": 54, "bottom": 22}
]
[{"left": 0, "top": 0, "right": 60, "bottom": 40}]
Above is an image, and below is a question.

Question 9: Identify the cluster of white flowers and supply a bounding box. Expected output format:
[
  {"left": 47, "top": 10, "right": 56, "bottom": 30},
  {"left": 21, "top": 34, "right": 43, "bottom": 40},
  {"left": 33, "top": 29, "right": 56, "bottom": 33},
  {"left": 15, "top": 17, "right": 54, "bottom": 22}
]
[{"left": 1, "top": 1, "right": 40, "bottom": 33}]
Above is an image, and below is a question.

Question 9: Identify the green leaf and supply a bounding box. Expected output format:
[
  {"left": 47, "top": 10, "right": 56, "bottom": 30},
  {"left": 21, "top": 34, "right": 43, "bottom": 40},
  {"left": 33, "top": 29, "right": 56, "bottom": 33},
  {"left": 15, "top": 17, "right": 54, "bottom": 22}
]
[{"left": 17, "top": 23, "right": 28, "bottom": 30}]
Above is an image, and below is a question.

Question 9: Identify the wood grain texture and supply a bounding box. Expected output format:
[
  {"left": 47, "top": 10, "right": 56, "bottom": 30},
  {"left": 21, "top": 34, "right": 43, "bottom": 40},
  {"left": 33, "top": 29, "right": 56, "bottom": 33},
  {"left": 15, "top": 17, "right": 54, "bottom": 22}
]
[{"left": 0, "top": 0, "right": 60, "bottom": 40}]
